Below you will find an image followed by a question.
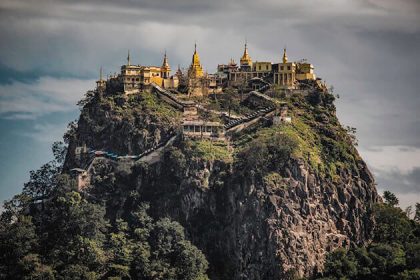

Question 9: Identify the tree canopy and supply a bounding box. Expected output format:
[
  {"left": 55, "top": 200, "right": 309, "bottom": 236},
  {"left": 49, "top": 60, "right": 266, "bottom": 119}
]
[
  {"left": 0, "top": 143, "right": 209, "bottom": 280},
  {"left": 315, "top": 191, "right": 420, "bottom": 280}
]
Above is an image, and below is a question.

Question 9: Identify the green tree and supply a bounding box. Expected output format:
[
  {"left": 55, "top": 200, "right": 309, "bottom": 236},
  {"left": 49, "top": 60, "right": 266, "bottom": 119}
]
[
  {"left": 106, "top": 220, "right": 133, "bottom": 279},
  {"left": 237, "top": 132, "right": 298, "bottom": 176},
  {"left": 414, "top": 203, "right": 420, "bottom": 223},
  {"left": 373, "top": 203, "right": 412, "bottom": 244},
  {"left": 317, "top": 194, "right": 420, "bottom": 280},
  {"left": 21, "top": 142, "right": 67, "bottom": 201},
  {"left": 130, "top": 205, "right": 209, "bottom": 280},
  {"left": 40, "top": 192, "right": 107, "bottom": 278},
  {"left": 405, "top": 206, "right": 413, "bottom": 219},
  {"left": 18, "top": 254, "right": 55, "bottom": 280},
  {"left": 0, "top": 215, "right": 41, "bottom": 279},
  {"left": 51, "top": 141, "right": 67, "bottom": 165},
  {"left": 383, "top": 191, "right": 399, "bottom": 207},
  {"left": 22, "top": 161, "right": 60, "bottom": 200},
  {"left": 323, "top": 248, "right": 357, "bottom": 278}
]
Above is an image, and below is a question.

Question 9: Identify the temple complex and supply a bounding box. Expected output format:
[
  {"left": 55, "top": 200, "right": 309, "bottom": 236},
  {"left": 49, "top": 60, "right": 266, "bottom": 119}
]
[
  {"left": 217, "top": 44, "right": 317, "bottom": 89},
  {"left": 96, "top": 41, "right": 320, "bottom": 96}
]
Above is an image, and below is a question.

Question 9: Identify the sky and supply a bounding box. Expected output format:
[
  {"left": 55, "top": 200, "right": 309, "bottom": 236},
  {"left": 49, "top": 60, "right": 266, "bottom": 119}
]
[{"left": 0, "top": 0, "right": 419, "bottom": 209}]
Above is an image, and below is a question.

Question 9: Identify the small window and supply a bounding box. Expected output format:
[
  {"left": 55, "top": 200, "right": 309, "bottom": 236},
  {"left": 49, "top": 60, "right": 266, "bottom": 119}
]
[
  {"left": 280, "top": 66, "right": 284, "bottom": 70},
  {"left": 136, "top": 78, "right": 139, "bottom": 81},
  {"left": 287, "top": 66, "right": 291, "bottom": 70},
  {"left": 184, "top": 126, "right": 189, "bottom": 131},
  {"left": 259, "top": 66, "right": 261, "bottom": 70},
  {"left": 206, "top": 126, "right": 212, "bottom": 132}
]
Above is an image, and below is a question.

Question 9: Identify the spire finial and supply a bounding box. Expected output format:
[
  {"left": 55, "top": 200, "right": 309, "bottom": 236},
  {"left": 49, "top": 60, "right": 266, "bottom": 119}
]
[
  {"left": 127, "top": 50, "right": 131, "bottom": 66},
  {"left": 194, "top": 41, "right": 197, "bottom": 53},
  {"left": 162, "top": 50, "right": 169, "bottom": 69},
  {"left": 99, "top": 66, "right": 103, "bottom": 81},
  {"left": 244, "top": 39, "right": 249, "bottom": 54},
  {"left": 283, "top": 47, "right": 288, "bottom": 64}
]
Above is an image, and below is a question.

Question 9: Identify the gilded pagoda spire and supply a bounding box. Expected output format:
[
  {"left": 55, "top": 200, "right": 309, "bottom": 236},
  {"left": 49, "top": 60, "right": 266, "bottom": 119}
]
[
  {"left": 240, "top": 41, "right": 252, "bottom": 66},
  {"left": 161, "top": 50, "right": 171, "bottom": 79},
  {"left": 189, "top": 43, "right": 204, "bottom": 78},
  {"left": 283, "top": 48, "right": 288, "bottom": 64},
  {"left": 192, "top": 43, "right": 201, "bottom": 66},
  {"left": 162, "top": 50, "right": 170, "bottom": 69}
]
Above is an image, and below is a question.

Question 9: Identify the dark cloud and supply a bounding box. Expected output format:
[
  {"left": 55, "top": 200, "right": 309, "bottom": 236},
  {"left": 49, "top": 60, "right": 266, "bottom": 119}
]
[
  {"left": 0, "top": 1, "right": 418, "bottom": 144},
  {"left": 374, "top": 167, "right": 420, "bottom": 194}
]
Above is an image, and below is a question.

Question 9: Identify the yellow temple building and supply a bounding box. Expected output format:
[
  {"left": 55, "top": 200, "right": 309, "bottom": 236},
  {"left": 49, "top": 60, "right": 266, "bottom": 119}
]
[
  {"left": 119, "top": 50, "right": 178, "bottom": 94},
  {"left": 227, "top": 43, "right": 272, "bottom": 83},
  {"left": 161, "top": 51, "right": 170, "bottom": 79},
  {"left": 273, "top": 48, "right": 297, "bottom": 88},
  {"left": 273, "top": 48, "right": 316, "bottom": 89}
]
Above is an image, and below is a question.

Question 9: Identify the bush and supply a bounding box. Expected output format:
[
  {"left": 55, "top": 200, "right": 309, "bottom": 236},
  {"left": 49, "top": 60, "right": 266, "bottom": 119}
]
[{"left": 236, "top": 131, "right": 298, "bottom": 176}]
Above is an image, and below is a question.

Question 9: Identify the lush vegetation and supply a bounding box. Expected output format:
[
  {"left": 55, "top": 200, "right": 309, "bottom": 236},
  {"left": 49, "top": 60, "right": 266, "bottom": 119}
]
[
  {"left": 183, "top": 140, "right": 233, "bottom": 163},
  {"left": 235, "top": 129, "right": 298, "bottom": 177},
  {"left": 314, "top": 192, "right": 420, "bottom": 280},
  {"left": 206, "top": 89, "right": 253, "bottom": 116},
  {"left": 0, "top": 144, "right": 209, "bottom": 280},
  {"left": 231, "top": 85, "right": 362, "bottom": 183}
]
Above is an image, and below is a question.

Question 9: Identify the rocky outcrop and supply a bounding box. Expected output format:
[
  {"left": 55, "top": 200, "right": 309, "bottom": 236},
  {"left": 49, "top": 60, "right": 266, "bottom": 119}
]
[
  {"left": 124, "top": 149, "right": 378, "bottom": 279},
  {"left": 66, "top": 87, "right": 380, "bottom": 279},
  {"left": 64, "top": 92, "right": 181, "bottom": 170}
]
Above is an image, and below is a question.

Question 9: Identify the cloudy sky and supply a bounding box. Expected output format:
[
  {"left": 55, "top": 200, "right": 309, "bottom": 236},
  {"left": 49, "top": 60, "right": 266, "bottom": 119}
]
[{"left": 0, "top": 0, "right": 419, "bottom": 209}]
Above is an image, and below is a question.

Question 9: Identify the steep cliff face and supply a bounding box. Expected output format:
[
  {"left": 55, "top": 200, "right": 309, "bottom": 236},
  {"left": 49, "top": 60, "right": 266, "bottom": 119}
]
[
  {"left": 66, "top": 86, "right": 380, "bottom": 279},
  {"left": 64, "top": 92, "right": 181, "bottom": 169},
  {"left": 119, "top": 146, "right": 377, "bottom": 279}
]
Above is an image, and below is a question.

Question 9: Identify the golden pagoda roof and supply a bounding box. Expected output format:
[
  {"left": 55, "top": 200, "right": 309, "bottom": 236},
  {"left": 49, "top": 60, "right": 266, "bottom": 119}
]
[
  {"left": 283, "top": 48, "right": 288, "bottom": 64},
  {"left": 240, "top": 42, "right": 252, "bottom": 65},
  {"left": 189, "top": 43, "right": 204, "bottom": 78},
  {"left": 241, "top": 44, "right": 250, "bottom": 59},
  {"left": 192, "top": 43, "right": 201, "bottom": 66}
]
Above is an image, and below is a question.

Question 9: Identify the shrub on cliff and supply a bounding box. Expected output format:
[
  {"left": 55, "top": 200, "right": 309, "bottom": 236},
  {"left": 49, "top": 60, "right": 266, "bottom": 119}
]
[{"left": 236, "top": 130, "right": 298, "bottom": 176}]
